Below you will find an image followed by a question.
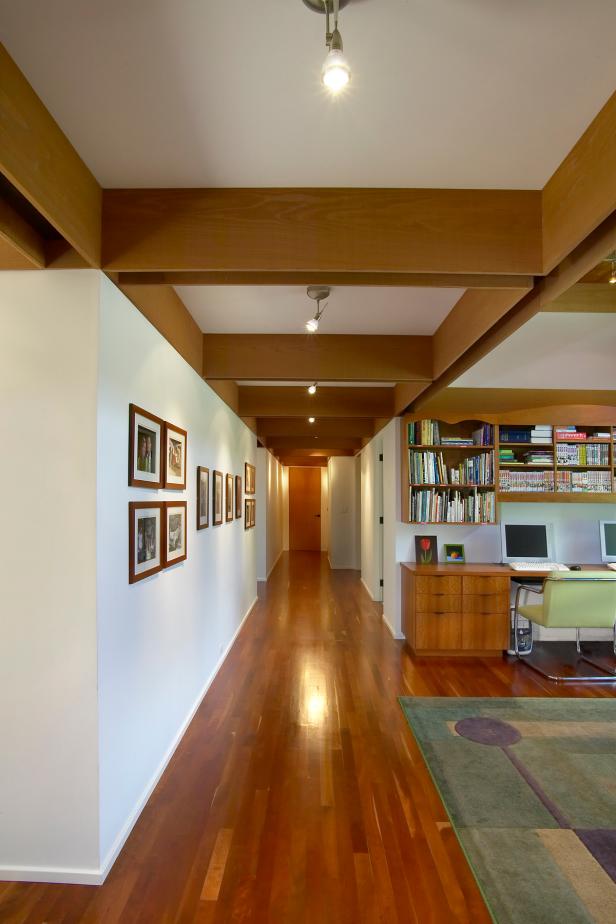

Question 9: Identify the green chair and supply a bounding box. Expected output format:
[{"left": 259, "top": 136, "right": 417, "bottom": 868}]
[{"left": 513, "top": 572, "right": 616, "bottom": 683}]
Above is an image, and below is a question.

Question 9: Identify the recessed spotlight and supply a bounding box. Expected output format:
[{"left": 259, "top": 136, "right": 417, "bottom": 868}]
[
  {"left": 308, "top": 383, "right": 317, "bottom": 395},
  {"left": 308, "top": 417, "right": 315, "bottom": 424}
]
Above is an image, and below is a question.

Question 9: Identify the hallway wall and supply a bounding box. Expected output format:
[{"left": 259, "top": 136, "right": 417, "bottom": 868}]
[
  {"left": 360, "top": 438, "right": 383, "bottom": 600},
  {"left": 256, "top": 447, "right": 285, "bottom": 580},
  {"left": 327, "top": 457, "right": 361, "bottom": 569}
]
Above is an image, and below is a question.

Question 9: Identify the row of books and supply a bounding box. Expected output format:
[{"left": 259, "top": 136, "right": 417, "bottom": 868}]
[
  {"left": 499, "top": 471, "right": 554, "bottom": 492},
  {"left": 556, "top": 443, "right": 610, "bottom": 465},
  {"left": 499, "top": 449, "right": 553, "bottom": 465},
  {"left": 408, "top": 450, "right": 494, "bottom": 485},
  {"left": 556, "top": 471, "right": 612, "bottom": 493},
  {"left": 499, "top": 424, "right": 553, "bottom": 444},
  {"left": 409, "top": 488, "right": 496, "bottom": 523},
  {"left": 407, "top": 420, "right": 494, "bottom": 447}
]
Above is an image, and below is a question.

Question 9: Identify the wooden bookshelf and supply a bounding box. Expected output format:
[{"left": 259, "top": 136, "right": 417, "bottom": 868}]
[{"left": 401, "top": 418, "right": 616, "bottom": 524}]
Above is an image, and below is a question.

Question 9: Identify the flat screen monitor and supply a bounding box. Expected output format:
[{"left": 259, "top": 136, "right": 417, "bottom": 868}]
[
  {"left": 500, "top": 523, "right": 553, "bottom": 562},
  {"left": 599, "top": 521, "right": 616, "bottom": 563}
]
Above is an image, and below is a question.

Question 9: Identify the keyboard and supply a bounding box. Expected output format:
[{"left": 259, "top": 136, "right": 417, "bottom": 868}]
[
  {"left": 608, "top": 563, "right": 616, "bottom": 571},
  {"left": 509, "top": 562, "right": 569, "bottom": 572}
]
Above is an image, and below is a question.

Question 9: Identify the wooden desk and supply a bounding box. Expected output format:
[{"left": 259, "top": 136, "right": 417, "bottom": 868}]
[{"left": 401, "top": 562, "right": 608, "bottom": 657}]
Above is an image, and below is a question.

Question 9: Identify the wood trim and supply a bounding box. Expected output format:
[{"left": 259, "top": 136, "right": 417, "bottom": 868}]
[
  {"left": 238, "top": 386, "right": 394, "bottom": 418},
  {"left": 102, "top": 187, "right": 542, "bottom": 274},
  {"left": 0, "top": 197, "right": 45, "bottom": 267},
  {"left": 412, "top": 388, "right": 616, "bottom": 425},
  {"left": 542, "top": 283, "right": 616, "bottom": 313},
  {"left": 278, "top": 456, "right": 330, "bottom": 467},
  {"left": 0, "top": 42, "right": 101, "bottom": 266},
  {"left": 265, "top": 435, "right": 362, "bottom": 451},
  {"left": 0, "top": 235, "right": 38, "bottom": 268},
  {"left": 543, "top": 89, "right": 616, "bottom": 272},
  {"left": 117, "top": 270, "right": 534, "bottom": 289},
  {"left": 203, "top": 334, "right": 432, "bottom": 382},
  {"left": 256, "top": 417, "right": 375, "bottom": 438},
  {"left": 207, "top": 380, "right": 240, "bottom": 415},
  {"left": 118, "top": 282, "right": 203, "bottom": 376}
]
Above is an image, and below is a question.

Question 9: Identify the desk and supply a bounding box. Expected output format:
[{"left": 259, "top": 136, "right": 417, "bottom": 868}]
[{"left": 401, "top": 563, "right": 609, "bottom": 657}]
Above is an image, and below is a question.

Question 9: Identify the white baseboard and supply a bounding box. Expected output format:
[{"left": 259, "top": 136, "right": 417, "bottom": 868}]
[
  {"left": 383, "top": 612, "right": 405, "bottom": 641},
  {"left": 266, "top": 548, "right": 283, "bottom": 580},
  {"left": 0, "top": 596, "right": 259, "bottom": 887}
]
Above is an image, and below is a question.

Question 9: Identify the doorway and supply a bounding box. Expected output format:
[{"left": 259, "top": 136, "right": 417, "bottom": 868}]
[{"left": 289, "top": 467, "right": 321, "bottom": 551}]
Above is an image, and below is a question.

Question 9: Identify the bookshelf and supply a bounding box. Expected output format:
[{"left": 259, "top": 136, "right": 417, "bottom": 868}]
[{"left": 401, "top": 418, "right": 616, "bottom": 524}]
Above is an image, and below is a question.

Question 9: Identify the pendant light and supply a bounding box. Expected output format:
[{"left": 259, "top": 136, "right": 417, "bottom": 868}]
[{"left": 303, "top": 0, "right": 351, "bottom": 95}]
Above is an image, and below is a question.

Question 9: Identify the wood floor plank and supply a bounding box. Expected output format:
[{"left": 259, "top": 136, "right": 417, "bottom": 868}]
[{"left": 2, "top": 550, "right": 615, "bottom": 923}]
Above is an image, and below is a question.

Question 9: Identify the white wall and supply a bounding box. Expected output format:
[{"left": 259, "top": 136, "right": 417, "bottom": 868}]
[
  {"left": 0, "top": 272, "right": 101, "bottom": 881},
  {"left": 321, "top": 467, "right": 329, "bottom": 551},
  {"left": 256, "top": 447, "right": 284, "bottom": 580},
  {"left": 360, "top": 439, "right": 383, "bottom": 600},
  {"left": 96, "top": 277, "right": 257, "bottom": 872},
  {"left": 327, "top": 457, "right": 361, "bottom": 569}
]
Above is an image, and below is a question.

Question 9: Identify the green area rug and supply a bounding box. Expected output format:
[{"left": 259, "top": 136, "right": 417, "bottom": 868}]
[{"left": 399, "top": 697, "right": 616, "bottom": 924}]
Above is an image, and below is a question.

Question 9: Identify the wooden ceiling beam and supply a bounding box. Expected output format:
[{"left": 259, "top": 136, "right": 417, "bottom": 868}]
[
  {"left": 416, "top": 387, "right": 616, "bottom": 425},
  {"left": 257, "top": 417, "right": 375, "bottom": 438},
  {"left": 264, "top": 435, "right": 362, "bottom": 451},
  {"left": 276, "top": 455, "right": 331, "bottom": 467},
  {"left": 543, "top": 89, "right": 616, "bottom": 273},
  {"left": 542, "top": 283, "right": 616, "bottom": 313},
  {"left": 238, "top": 386, "right": 394, "bottom": 418},
  {"left": 0, "top": 196, "right": 46, "bottom": 267},
  {"left": 203, "top": 334, "right": 432, "bottom": 383},
  {"left": 0, "top": 42, "right": 101, "bottom": 266},
  {"left": 117, "top": 270, "right": 533, "bottom": 289},
  {"left": 102, "top": 188, "right": 542, "bottom": 275}
]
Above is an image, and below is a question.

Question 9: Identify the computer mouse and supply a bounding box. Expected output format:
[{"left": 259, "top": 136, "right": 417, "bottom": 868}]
[{"left": 570, "top": 565, "right": 582, "bottom": 571}]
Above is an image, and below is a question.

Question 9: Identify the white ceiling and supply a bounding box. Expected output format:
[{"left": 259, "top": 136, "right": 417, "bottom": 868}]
[
  {"left": 1, "top": 0, "right": 614, "bottom": 188},
  {"left": 178, "top": 285, "right": 462, "bottom": 334},
  {"left": 453, "top": 314, "right": 616, "bottom": 389}
]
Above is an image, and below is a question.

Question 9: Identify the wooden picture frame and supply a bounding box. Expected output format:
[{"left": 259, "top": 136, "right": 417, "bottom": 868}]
[
  {"left": 235, "top": 474, "right": 242, "bottom": 519},
  {"left": 245, "top": 498, "right": 251, "bottom": 530},
  {"left": 245, "top": 462, "right": 255, "bottom": 495},
  {"left": 250, "top": 499, "right": 256, "bottom": 529},
  {"left": 129, "top": 501, "right": 164, "bottom": 583},
  {"left": 213, "top": 470, "right": 223, "bottom": 526},
  {"left": 415, "top": 535, "right": 438, "bottom": 565},
  {"left": 196, "top": 466, "right": 209, "bottom": 530},
  {"left": 129, "top": 404, "right": 163, "bottom": 488},
  {"left": 164, "top": 421, "right": 187, "bottom": 489},
  {"left": 163, "top": 501, "right": 187, "bottom": 567},
  {"left": 225, "top": 473, "right": 234, "bottom": 522}
]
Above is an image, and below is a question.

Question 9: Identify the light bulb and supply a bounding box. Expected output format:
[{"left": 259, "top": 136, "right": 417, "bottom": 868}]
[
  {"left": 308, "top": 383, "right": 317, "bottom": 395},
  {"left": 322, "top": 49, "right": 350, "bottom": 94},
  {"left": 610, "top": 268, "right": 616, "bottom": 285},
  {"left": 308, "top": 417, "right": 315, "bottom": 424},
  {"left": 306, "top": 317, "right": 319, "bottom": 333}
]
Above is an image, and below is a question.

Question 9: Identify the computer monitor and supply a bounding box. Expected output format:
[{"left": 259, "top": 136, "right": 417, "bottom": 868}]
[
  {"left": 599, "top": 521, "right": 616, "bottom": 563},
  {"left": 500, "top": 523, "right": 554, "bottom": 562}
]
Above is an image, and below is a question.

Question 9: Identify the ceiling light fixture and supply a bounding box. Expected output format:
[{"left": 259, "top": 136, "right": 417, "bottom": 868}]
[
  {"left": 609, "top": 252, "right": 616, "bottom": 285},
  {"left": 308, "top": 417, "right": 316, "bottom": 423},
  {"left": 308, "top": 382, "right": 317, "bottom": 395},
  {"left": 305, "top": 285, "right": 330, "bottom": 333},
  {"left": 302, "top": 0, "right": 351, "bottom": 95}
]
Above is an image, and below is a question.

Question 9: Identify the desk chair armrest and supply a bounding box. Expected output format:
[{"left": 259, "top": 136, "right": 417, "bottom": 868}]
[{"left": 514, "top": 582, "right": 544, "bottom": 612}]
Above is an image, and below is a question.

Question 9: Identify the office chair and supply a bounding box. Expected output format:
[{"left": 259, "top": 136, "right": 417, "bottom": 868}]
[{"left": 513, "top": 572, "right": 616, "bottom": 683}]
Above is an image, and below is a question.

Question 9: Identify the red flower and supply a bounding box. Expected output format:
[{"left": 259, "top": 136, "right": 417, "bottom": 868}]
[{"left": 420, "top": 538, "right": 431, "bottom": 551}]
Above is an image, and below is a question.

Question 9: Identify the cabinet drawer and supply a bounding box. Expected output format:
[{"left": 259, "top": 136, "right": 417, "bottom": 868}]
[
  {"left": 462, "top": 576, "right": 509, "bottom": 595},
  {"left": 415, "top": 575, "right": 461, "bottom": 595},
  {"left": 462, "top": 611, "right": 509, "bottom": 651},
  {"left": 462, "top": 593, "right": 509, "bottom": 614},
  {"left": 416, "top": 594, "right": 461, "bottom": 613},
  {"left": 415, "top": 612, "right": 462, "bottom": 651}
]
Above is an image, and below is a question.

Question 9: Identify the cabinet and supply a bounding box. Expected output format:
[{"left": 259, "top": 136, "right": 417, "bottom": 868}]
[{"left": 402, "top": 564, "right": 510, "bottom": 656}]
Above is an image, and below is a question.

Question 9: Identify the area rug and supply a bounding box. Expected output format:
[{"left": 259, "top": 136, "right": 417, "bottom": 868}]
[{"left": 399, "top": 697, "right": 616, "bottom": 924}]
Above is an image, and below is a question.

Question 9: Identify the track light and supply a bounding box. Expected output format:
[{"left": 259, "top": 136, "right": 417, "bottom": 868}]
[
  {"left": 305, "top": 317, "right": 319, "bottom": 333},
  {"left": 610, "top": 254, "right": 616, "bottom": 285},
  {"left": 308, "top": 417, "right": 316, "bottom": 424},
  {"left": 308, "top": 383, "right": 317, "bottom": 395},
  {"left": 303, "top": 0, "right": 351, "bottom": 96},
  {"left": 305, "top": 285, "right": 330, "bottom": 333}
]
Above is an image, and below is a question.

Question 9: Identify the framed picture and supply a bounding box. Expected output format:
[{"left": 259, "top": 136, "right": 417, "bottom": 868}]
[
  {"left": 415, "top": 535, "right": 437, "bottom": 565},
  {"left": 444, "top": 543, "right": 465, "bottom": 564},
  {"left": 196, "top": 466, "right": 209, "bottom": 530},
  {"left": 235, "top": 475, "right": 242, "bottom": 519},
  {"left": 225, "top": 473, "right": 234, "bottom": 522},
  {"left": 129, "top": 501, "right": 163, "bottom": 583},
  {"left": 250, "top": 499, "right": 256, "bottom": 529},
  {"left": 129, "top": 404, "right": 163, "bottom": 488},
  {"left": 213, "top": 470, "right": 223, "bottom": 526},
  {"left": 245, "top": 462, "right": 255, "bottom": 495},
  {"left": 245, "top": 498, "right": 251, "bottom": 530},
  {"left": 164, "top": 501, "right": 187, "bottom": 567},
  {"left": 164, "top": 421, "right": 187, "bottom": 489}
]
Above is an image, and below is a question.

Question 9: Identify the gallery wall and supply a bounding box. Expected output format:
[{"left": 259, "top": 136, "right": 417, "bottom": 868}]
[
  {"left": 0, "top": 271, "right": 101, "bottom": 881},
  {"left": 96, "top": 278, "right": 257, "bottom": 873}
]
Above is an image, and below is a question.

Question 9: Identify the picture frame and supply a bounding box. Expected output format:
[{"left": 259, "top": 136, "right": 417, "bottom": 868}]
[
  {"left": 444, "top": 543, "right": 465, "bottom": 564},
  {"left": 245, "top": 498, "right": 255, "bottom": 530},
  {"left": 245, "top": 462, "right": 255, "bottom": 495},
  {"left": 225, "top": 473, "right": 234, "bottom": 522},
  {"left": 196, "top": 466, "right": 209, "bottom": 530},
  {"left": 129, "top": 501, "right": 164, "bottom": 583},
  {"left": 235, "top": 474, "right": 242, "bottom": 519},
  {"left": 213, "top": 470, "right": 223, "bottom": 526},
  {"left": 415, "top": 535, "right": 438, "bottom": 565},
  {"left": 164, "top": 421, "right": 187, "bottom": 490},
  {"left": 163, "top": 501, "right": 187, "bottom": 567},
  {"left": 250, "top": 499, "right": 256, "bottom": 529},
  {"left": 129, "top": 404, "right": 163, "bottom": 488}
]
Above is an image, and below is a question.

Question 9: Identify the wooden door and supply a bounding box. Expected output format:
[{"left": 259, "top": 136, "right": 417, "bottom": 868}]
[{"left": 289, "top": 467, "right": 322, "bottom": 551}]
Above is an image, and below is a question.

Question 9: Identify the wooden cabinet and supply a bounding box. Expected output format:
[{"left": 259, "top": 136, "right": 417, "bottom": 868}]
[{"left": 402, "top": 564, "right": 510, "bottom": 656}]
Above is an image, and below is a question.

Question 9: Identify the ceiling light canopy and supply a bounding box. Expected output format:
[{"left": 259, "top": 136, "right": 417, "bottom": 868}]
[
  {"left": 305, "top": 285, "right": 330, "bottom": 333},
  {"left": 303, "top": 0, "right": 351, "bottom": 95}
]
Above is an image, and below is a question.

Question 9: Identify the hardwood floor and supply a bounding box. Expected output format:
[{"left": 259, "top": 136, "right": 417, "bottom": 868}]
[{"left": 2, "top": 551, "right": 614, "bottom": 923}]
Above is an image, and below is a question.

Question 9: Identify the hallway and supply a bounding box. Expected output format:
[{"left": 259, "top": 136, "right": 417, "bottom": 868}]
[{"left": 1, "top": 553, "right": 610, "bottom": 924}]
